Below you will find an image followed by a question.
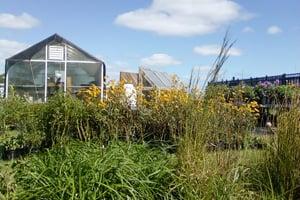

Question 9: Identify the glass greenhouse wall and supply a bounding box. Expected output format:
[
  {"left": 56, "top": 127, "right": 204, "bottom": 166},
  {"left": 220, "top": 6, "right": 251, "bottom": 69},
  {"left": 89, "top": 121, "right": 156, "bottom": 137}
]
[{"left": 5, "top": 34, "right": 105, "bottom": 102}]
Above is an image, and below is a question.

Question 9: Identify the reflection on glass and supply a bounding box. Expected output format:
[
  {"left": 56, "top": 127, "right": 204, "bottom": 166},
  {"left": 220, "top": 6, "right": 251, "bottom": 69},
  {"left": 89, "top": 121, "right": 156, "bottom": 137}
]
[
  {"left": 8, "top": 61, "right": 45, "bottom": 102},
  {"left": 32, "top": 47, "right": 46, "bottom": 60},
  {"left": 66, "top": 63, "right": 100, "bottom": 94},
  {"left": 47, "top": 62, "right": 65, "bottom": 97},
  {"left": 67, "top": 45, "right": 94, "bottom": 61}
]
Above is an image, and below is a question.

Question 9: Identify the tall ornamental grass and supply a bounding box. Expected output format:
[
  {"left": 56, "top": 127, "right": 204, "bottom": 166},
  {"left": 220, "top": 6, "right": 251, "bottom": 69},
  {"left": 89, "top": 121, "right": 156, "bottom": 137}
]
[
  {"left": 176, "top": 85, "right": 263, "bottom": 199},
  {"left": 254, "top": 97, "right": 300, "bottom": 199},
  {"left": 13, "top": 141, "right": 178, "bottom": 200}
]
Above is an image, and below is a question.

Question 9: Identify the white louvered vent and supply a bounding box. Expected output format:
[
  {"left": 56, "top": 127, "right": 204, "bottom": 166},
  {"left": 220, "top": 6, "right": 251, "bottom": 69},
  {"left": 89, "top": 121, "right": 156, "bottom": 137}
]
[{"left": 49, "top": 45, "right": 64, "bottom": 60}]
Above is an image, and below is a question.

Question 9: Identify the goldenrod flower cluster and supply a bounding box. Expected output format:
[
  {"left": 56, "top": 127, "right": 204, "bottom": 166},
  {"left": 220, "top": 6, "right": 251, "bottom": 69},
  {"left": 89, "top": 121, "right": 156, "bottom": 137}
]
[{"left": 77, "top": 84, "right": 101, "bottom": 103}]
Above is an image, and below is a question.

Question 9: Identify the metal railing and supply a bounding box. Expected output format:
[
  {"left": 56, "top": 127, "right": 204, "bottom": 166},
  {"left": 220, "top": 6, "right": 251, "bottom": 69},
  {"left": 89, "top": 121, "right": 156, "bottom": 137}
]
[{"left": 213, "top": 73, "right": 300, "bottom": 86}]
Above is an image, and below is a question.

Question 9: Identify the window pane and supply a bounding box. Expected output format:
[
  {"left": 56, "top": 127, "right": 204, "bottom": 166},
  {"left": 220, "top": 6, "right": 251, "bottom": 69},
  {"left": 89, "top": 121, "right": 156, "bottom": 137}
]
[
  {"left": 47, "top": 62, "right": 65, "bottom": 97},
  {"left": 67, "top": 45, "right": 94, "bottom": 61},
  {"left": 8, "top": 61, "right": 45, "bottom": 102},
  {"left": 32, "top": 47, "right": 45, "bottom": 60},
  {"left": 66, "top": 63, "right": 100, "bottom": 94}
]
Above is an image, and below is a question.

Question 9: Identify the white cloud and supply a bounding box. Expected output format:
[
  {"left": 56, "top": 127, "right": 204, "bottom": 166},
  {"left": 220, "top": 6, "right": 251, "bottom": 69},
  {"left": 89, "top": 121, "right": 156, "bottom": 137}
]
[
  {"left": 107, "top": 67, "right": 136, "bottom": 82},
  {"left": 267, "top": 25, "right": 282, "bottom": 35},
  {"left": 242, "top": 26, "right": 254, "bottom": 33},
  {"left": 115, "top": 0, "right": 253, "bottom": 36},
  {"left": 0, "top": 39, "right": 28, "bottom": 72},
  {"left": 96, "top": 55, "right": 137, "bottom": 81},
  {"left": 193, "top": 44, "right": 242, "bottom": 56},
  {"left": 141, "top": 53, "right": 181, "bottom": 67},
  {"left": 107, "top": 60, "right": 136, "bottom": 81},
  {"left": 0, "top": 12, "right": 40, "bottom": 29}
]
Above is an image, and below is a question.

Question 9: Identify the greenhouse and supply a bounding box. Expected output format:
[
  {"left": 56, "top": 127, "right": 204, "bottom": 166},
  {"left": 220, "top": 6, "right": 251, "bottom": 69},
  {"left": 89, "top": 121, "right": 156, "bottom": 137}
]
[
  {"left": 120, "top": 67, "right": 177, "bottom": 90},
  {"left": 4, "top": 34, "right": 106, "bottom": 102}
]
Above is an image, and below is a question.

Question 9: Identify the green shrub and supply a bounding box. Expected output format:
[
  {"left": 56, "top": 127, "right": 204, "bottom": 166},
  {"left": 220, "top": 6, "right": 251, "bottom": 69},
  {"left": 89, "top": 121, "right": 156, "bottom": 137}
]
[
  {"left": 0, "top": 96, "right": 41, "bottom": 134},
  {"left": 0, "top": 96, "right": 45, "bottom": 154},
  {"left": 39, "top": 93, "right": 100, "bottom": 145},
  {"left": 203, "top": 85, "right": 257, "bottom": 149},
  {"left": 13, "top": 141, "right": 178, "bottom": 199},
  {"left": 243, "top": 134, "right": 271, "bottom": 149},
  {"left": 0, "top": 130, "right": 45, "bottom": 152}
]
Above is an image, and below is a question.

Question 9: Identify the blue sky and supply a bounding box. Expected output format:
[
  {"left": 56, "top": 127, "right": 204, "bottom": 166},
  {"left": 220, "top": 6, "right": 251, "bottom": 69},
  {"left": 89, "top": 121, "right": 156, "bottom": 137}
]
[{"left": 0, "top": 0, "right": 299, "bottom": 82}]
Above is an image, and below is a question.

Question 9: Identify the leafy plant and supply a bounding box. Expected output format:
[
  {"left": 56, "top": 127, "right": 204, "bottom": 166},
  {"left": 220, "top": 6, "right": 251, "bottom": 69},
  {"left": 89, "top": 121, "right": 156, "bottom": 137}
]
[
  {"left": 0, "top": 130, "right": 45, "bottom": 152},
  {"left": 14, "top": 141, "right": 178, "bottom": 200}
]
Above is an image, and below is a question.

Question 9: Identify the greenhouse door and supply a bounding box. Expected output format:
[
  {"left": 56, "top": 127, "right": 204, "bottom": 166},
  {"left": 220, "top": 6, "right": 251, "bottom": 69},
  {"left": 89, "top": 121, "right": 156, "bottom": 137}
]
[{"left": 46, "top": 62, "right": 65, "bottom": 98}]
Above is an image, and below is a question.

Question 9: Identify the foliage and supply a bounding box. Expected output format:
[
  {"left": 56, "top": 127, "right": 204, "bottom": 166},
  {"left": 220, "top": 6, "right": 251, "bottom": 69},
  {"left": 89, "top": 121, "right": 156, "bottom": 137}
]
[
  {"left": 0, "top": 74, "right": 4, "bottom": 84},
  {"left": 256, "top": 97, "right": 300, "bottom": 199},
  {"left": 203, "top": 85, "right": 259, "bottom": 149},
  {"left": 39, "top": 93, "right": 100, "bottom": 145},
  {"left": 0, "top": 161, "right": 15, "bottom": 200},
  {"left": 2, "top": 82, "right": 300, "bottom": 199},
  {"left": 76, "top": 84, "right": 101, "bottom": 104},
  {"left": 0, "top": 96, "right": 41, "bottom": 134},
  {"left": 254, "top": 82, "right": 300, "bottom": 105},
  {"left": 0, "top": 83, "right": 262, "bottom": 151},
  {"left": 142, "top": 88, "right": 190, "bottom": 141},
  {"left": 243, "top": 134, "right": 270, "bottom": 149},
  {"left": 13, "top": 141, "right": 177, "bottom": 200},
  {"left": 0, "top": 131, "right": 45, "bottom": 152},
  {"left": 0, "top": 96, "right": 45, "bottom": 153},
  {"left": 175, "top": 86, "right": 265, "bottom": 199}
]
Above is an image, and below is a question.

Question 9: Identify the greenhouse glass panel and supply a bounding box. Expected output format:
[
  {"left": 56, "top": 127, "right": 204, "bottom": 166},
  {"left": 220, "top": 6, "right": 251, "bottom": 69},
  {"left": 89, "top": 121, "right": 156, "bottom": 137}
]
[
  {"left": 8, "top": 61, "right": 45, "bottom": 102},
  {"left": 67, "top": 45, "right": 94, "bottom": 61},
  {"left": 66, "top": 63, "right": 100, "bottom": 94},
  {"left": 143, "top": 69, "right": 173, "bottom": 88},
  {"left": 47, "top": 62, "right": 65, "bottom": 97},
  {"left": 31, "top": 47, "right": 46, "bottom": 60},
  {"left": 142, "top": 69, "right": 159, "bottom": 87}
]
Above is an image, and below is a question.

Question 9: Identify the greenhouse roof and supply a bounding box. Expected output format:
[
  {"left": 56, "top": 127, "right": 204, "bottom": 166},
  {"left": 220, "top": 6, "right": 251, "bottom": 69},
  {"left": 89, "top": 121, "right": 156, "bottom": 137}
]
[
  {"left": 120, "top": 68, "right": 177, "bottom": 89},
  {"left": 141, "top": 68, "right": 174, "bottom": 89},
  {"left": 7, "top": 33, "right": 102, "bottom": 63}
]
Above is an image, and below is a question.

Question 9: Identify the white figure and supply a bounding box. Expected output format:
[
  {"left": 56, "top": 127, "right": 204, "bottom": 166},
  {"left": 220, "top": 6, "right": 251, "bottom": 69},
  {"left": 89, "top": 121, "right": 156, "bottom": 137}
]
[{"left": 124, "top": 84, "right": 137, "bottom": 110}]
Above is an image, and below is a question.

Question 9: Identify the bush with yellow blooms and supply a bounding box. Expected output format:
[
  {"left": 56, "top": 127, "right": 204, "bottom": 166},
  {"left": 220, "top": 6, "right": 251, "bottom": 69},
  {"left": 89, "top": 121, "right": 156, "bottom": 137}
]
[{"left": 74, "top": 82, "right": 260, "bottom": 147}]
